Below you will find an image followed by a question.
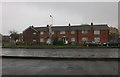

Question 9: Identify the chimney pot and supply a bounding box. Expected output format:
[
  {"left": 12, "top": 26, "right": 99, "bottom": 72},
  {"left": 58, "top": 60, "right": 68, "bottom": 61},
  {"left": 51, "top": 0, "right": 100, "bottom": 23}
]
[
  {"left": 91, "top": 22, "right": 93, "bottom": 26},
  {"left": 47, "top": 25, "right": 49, "bottom": 27},
  {"left": 31, "top": 25, "right": 34, "bottom": 27},
  {"left": 69, "top": 23, "right": 71, "bottom": 26}
]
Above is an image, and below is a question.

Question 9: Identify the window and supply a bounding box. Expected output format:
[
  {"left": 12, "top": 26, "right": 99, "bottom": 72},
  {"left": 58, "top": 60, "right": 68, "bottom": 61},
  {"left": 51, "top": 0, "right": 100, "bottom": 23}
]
[
  {"left": 71, "top": 38, "right": 75, "bottom": 42},
  {"left": 40, "top": 38, "right": 44, "bottom": 42},
  {"left": 94, "top": 37, "right": 100, "bottom": 42},
  {"left": 60, "top": 31, "right": 65, "bottom": 34},
  {"left": 82, "top": 30, "right": 88, "bottom": 34},
  {"left": 71, "top": 31, "right": 75, "bottom": 34},
  {"left": 33, "top": 38, "right": 36, "bottom": 42},
  {"left": 40, "top": 31, "right": 44, "bottom": 35},
  {"left": 94, "top": 30, "right": 100, "bottom": 35},
  {"left": 52, "top": 31, "right": 54, "bottom": 35},
  {"left": 82, "top": 37, "right": 88, "bottom": 42},
  {"left": 58, "top": 38, "right": 62, "bottom": 40},
  {"left": 33, "top": 32, "right": 36, "bottom": 35}
]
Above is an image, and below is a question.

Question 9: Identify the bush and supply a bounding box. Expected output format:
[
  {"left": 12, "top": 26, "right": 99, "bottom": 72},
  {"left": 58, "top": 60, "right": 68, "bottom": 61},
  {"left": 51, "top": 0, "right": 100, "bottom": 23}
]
[{"left": 53, "top": 38, "right": 64, "bottom": 45}]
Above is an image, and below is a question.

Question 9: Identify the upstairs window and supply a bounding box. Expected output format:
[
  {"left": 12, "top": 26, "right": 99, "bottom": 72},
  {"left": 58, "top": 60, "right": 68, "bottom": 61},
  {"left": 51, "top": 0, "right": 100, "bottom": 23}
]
[
  {"left": 33, "top": 32, "right": 36, "bottom": 35},
  {"left": 82, "top": 30, "right": 88, "bottom": 34},
  {"left": 40, "top": 31, "right": 44, "bottom": 35},
  {"left": 94, "top": 30, "right": 100, "bottom": 35},
  {"left": 71, "top": 31, "right": 75, "bottom": 34},
  {"left": 60, "top": 31, "right": 65, "bottom": 34}
]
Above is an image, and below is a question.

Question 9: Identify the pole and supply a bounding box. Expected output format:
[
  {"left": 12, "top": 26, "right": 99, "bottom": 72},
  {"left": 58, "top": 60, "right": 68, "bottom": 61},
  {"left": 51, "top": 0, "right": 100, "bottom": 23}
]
[{"left": 50, "top": 15, "right": 53, "bottom": 45}]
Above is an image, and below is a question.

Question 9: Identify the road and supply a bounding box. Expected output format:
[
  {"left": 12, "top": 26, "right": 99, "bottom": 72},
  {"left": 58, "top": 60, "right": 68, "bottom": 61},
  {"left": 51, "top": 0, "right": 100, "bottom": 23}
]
[
  {"left": 2, "top": 58, "right": 119, "bottom": 75},
  {"left": 2, "top": 48, "right": 119, "bottom": 75}
]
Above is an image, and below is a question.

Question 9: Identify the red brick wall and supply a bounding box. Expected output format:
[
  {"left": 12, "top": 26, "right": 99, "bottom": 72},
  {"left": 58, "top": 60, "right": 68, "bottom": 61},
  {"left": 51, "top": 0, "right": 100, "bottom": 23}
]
[
  {"left": 23, "top": 27, "right": 109, "bottom": 45},
  {"left": 52, "top": 31, "right": 77, "bottom": 43},
  {"left": 78, "top": 30, "right": 109, "bottom": 44},
  {"left": 23, "top": 27, "right": 38, "bottom": 45},
  {"left": 39, "top": 32, "right": 49, "bottom": 45},
  {"left": 78, "top": 30, "right": 94, "bottom": 44},
  {"left": 100, "top": 30, "right": 109, "bottom": 43}
]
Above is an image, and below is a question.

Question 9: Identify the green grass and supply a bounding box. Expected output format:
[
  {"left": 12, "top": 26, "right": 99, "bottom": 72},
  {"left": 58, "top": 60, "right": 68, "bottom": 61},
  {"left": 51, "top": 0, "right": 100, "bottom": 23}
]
[
  {"left": 2, "top": 42, "right": 11, "bottom": 47},
  {"left": 16, "top": 45, "right": 82, "bottom": 49},
  {"left": 2, "top": 42, "right": 120, "bottom": 49}
]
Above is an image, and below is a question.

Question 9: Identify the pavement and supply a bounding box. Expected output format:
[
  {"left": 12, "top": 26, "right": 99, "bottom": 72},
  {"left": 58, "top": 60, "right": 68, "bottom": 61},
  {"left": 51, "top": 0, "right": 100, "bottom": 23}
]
[{"left": 2, "top": 48, "right": 119, "bottom": 59}]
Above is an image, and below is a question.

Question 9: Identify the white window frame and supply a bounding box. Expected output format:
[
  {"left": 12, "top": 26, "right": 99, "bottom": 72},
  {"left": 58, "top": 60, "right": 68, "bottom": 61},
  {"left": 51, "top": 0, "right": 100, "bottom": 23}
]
[
  {"left": 40, "top": 38, "right": 44, "bottom": 42},
  {"left": 52, "top": 31, "right": 54, "bottom": 35},
  {"left": 71, "top": 31, "right": 75, "bottom": 34},
  {"left": 33, "top": 38, "right": 36, "bottom": 42},
  {"left": 60, "top": 31, "right": 65, "bottom": 34},
  {"left": 40, "top": 31, "right": 44, "bottom": 35},
  {"left": 94, "top": 30, "right": 100, "bottom": 35},
  {"left": 82, "top": 30, "right": 88, "bottom": 34},
  {"left": 33, "top": 32, "right": 36, "bottom": 35},
  {"left": 71, "top": 38, "right": 75, "bottom": 42},
  {"left": 82, "top": 37, "right": 88, "bottom": 42},
  {"left": 58, "top": 38, "right": 62, "bottom": 40}
]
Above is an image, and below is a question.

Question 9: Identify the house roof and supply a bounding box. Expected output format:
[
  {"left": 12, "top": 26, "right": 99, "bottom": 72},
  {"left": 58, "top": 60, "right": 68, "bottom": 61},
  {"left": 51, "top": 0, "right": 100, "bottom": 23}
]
[
  {"left": 34, "top": 27, "right": 47, "bottom": 31},
  {"left": 23, "top": 26, "right": 38, "bottom": 32},
  {"left": 33, "top": 24, "right": 109, "bottom": 32}
]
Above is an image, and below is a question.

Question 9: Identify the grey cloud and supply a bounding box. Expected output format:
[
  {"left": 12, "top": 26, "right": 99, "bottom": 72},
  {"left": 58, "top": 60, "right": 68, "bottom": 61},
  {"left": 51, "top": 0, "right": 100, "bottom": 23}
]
[{"left": 2, "top": 2, "right": 118, "bottom": 35}]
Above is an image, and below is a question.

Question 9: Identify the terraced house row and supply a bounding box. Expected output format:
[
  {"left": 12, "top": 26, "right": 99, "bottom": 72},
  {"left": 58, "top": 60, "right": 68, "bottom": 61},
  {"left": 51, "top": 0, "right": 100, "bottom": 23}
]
[{"left": 23, "top": 23, "right": 109, "bottom": 45}]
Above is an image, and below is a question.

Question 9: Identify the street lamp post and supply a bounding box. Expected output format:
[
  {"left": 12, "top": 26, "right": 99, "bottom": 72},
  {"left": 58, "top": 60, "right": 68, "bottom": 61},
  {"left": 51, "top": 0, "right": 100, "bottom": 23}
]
[{"left": 49, "top": 15, "right": 53, "bottom": 45}]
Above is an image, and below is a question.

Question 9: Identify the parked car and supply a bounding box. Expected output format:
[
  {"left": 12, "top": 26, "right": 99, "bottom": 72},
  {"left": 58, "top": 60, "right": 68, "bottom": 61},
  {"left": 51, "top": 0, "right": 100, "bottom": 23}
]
[
  {"left": 84, "top": 41, "right": 101, "bottom": 47},
  {"left": 103, "top": 40, "right": 120, "bottom": 46}
]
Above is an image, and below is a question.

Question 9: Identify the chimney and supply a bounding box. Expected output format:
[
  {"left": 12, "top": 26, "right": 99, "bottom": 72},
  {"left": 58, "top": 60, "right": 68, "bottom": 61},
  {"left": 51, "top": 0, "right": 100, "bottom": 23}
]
[
  {"left": 91, "top": 22, "right": 93, "bottom": 26},
  {"left": 90, "top": 22, "right": 94, "bottom": 30},
  {"left": 47, "top": 25, "right": 49, "bottom": 31},
  {"left": 68, "top": 23, "right": 71, "bottom": 31},
  {"left": 31, "top": 25, "right": 34, "bottom": 28},
  {"left": 69, "top": 23, "right": 71, "bottom": 27},
  {"left": 47, "top": 24, "right": 49, "bottom": 27}
]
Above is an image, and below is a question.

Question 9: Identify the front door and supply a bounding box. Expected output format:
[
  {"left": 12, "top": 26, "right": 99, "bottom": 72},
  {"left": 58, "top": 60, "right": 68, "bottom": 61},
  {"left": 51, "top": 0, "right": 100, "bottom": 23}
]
[{"left": 63, "top": 37, "right": 68, "bottom": 44}]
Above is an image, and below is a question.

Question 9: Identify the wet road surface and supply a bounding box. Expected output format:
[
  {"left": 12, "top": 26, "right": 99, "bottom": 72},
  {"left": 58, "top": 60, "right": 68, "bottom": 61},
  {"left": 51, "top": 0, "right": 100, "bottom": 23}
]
[{"left": 2, "top": 58, "right": 119, "bottom": 75}]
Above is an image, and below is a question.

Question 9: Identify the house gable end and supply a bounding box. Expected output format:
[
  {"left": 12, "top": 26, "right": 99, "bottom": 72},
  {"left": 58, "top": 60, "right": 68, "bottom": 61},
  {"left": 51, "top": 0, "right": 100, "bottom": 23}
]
[{"left": 23, "top": 26, "right": 38, "bottom": 33}]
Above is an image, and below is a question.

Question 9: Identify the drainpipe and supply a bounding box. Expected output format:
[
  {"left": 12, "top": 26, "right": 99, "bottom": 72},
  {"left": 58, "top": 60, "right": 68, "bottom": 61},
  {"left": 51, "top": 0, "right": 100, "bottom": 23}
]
[
  {"left": 69, "top": 23, "right": 71, "bottom": 44},
  {"left": 76, "top": 30, "right": 79, "bottom": 44}
]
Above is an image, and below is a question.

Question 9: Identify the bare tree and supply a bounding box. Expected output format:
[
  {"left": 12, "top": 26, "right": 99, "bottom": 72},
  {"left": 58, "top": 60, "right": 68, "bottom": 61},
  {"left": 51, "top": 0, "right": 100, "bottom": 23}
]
[
  {"left": 109, "top": 27, "right": 119, "bottom": 40},
  {"left": 9, "top": 30, "right": 17, "bottom": 35},
  {"left": 9, "top": 30, "right": 19, "bottom": 41}
]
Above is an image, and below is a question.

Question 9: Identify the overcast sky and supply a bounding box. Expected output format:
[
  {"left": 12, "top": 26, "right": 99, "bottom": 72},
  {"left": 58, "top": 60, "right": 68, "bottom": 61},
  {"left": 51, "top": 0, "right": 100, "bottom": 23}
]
[{"left": 2, "top": 2, "right": 118, "bottom": 35}]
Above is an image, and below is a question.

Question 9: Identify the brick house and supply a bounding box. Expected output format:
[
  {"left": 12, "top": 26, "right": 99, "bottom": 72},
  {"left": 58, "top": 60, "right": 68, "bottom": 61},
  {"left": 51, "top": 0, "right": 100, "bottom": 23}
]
[
  {"left": 2, "top": 35, "right": 10, "bottom": 42},
  {"left": 23, "top": 23, "right": 109, "bottom": 45},
  {"left": 0, "top": 34, "right": 2, "bottom": 42}
]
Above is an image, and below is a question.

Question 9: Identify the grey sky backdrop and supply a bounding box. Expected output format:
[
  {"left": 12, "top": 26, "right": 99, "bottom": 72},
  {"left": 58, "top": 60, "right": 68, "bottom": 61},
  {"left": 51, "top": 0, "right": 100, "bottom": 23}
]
[{"left": 2, "top": 2, "right": 118, "bottom": 35}]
